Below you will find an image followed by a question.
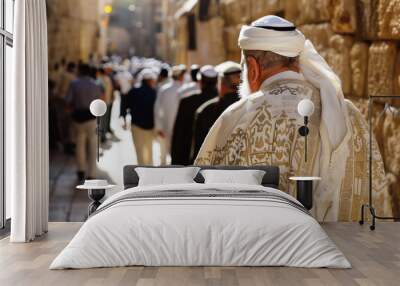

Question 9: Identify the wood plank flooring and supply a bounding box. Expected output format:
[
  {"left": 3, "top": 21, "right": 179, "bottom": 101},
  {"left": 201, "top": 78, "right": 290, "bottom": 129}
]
[{"left": 0, "top": 222, "right": 399, "bottom": 286}]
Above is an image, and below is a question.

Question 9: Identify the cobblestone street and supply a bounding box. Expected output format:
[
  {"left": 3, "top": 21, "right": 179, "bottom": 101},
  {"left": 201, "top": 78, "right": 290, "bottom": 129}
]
[{"left": 49, "top": 96, "right": 163, "bottom": 222}]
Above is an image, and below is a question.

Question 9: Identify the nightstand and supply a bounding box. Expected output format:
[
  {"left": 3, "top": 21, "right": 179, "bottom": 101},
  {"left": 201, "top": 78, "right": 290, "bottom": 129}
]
[
  {"left": 77, "top": 180, "right": 115, "bottom": 216},
  {"left": 289, "top": 177, "right": 321, "bottom": 210}
]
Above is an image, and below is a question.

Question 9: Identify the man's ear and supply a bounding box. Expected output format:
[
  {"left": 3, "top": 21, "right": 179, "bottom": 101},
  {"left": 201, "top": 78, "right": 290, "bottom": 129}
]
[{"left": 246, "top": 56, "right": 260, "bottom": 90}]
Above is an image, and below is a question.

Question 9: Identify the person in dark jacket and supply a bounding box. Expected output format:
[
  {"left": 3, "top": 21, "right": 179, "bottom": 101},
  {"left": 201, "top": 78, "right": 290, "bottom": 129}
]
[
  {"left": 125, "top": 69, "right": 158, "bottom": 165},
  {"left": 171, "top": 65, "right": 218, "bottom": 165},
  {"left": 65, "top": 63, "right": 102, "bottom": 181},
  {"left": 191, "top": 61, "right": 242, "bottom": 161}
]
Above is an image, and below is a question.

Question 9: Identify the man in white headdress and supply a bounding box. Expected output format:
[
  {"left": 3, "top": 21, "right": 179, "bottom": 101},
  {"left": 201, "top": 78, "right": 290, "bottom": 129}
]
[
  {"left": 195, "top": 15, "right": 392, "bottom": 221},
  {"left": 154, "top": 65, "right": 186, "bottom": 165}
]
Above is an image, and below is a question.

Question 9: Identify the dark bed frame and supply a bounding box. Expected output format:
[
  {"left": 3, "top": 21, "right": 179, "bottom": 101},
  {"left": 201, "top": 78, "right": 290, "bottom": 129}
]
[{"left": 123, "top": 165, "right": 280, "bottom": 189}]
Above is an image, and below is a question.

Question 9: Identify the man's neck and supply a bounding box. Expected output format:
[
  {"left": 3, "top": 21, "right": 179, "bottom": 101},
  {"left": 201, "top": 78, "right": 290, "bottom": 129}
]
[
  {"left": 261, "top": 66, "right": 300, "bottom": 83},
  {"left": 257, "top": 70, "right": 305, "bottom": 93}
]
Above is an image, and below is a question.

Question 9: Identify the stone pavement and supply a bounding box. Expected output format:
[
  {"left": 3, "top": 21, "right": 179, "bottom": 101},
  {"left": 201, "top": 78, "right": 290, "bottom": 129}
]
[{"left": 49, "top": 95, "right": 164, "bottom": 222}]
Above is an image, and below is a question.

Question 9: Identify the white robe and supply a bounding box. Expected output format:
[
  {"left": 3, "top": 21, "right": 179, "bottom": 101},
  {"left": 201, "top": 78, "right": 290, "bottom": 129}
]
[
  {"left": 115, "top": 71, "right": 133, "bottom": 95},
  {"left": 154, "top": 80, "right": 183, "bottom": 146},
  {"left": 178, "top": 81, "right": 201, "bottom": 99},
  {"left": 196, "top": 71, "right": 391, "bottom": 222}
]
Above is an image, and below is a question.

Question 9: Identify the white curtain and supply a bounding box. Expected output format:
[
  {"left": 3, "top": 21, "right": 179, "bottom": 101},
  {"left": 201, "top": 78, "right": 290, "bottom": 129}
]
[{"left": 8, "top": 0, "right": 49, "bottom": 242}]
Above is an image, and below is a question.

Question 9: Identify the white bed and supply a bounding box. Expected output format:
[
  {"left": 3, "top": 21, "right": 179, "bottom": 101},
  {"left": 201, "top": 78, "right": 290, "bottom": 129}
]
[{"left": 50, "top": 183, "right": 350, "bottom": 269}]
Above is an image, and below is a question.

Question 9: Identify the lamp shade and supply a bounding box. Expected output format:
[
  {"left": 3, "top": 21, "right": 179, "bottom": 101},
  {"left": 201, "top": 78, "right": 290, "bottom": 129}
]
[
  {"left": 90, "top": 99, "right": 107, "bottom": 117},
  {"left": 297, "top": 99, "right": 315, "bottom": 117}
]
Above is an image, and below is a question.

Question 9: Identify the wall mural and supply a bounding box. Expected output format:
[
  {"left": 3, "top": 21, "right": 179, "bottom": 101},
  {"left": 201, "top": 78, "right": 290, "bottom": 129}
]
[{"left": 169, "top": 0, "right": 400, "bottom": 220}]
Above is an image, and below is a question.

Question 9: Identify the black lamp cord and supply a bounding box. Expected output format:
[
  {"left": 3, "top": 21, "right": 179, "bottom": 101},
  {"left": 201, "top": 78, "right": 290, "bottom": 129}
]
[
  {"left": 96, "top": 117, "right": 100, "bottom": 162},
  {"left": 298, "top": 116, "right": 309, "bottom": 163},
  {"left": 304, "top": 116, "right": 308, "bottom": 163}
]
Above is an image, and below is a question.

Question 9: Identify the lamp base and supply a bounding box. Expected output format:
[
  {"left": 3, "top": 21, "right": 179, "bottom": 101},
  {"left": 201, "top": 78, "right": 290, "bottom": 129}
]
[
  {"left": 88, "top": 189, "right": 106, "bottom": 216},
  {"left": 296, "top": 180, "right": 313, "bottom": 210},
  {"left": 359, "top": 203, "right": 400, "bottom": 231}
]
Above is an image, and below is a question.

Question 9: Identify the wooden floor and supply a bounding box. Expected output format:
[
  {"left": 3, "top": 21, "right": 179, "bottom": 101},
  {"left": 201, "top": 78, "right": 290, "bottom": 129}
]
[{"left": 0, "top": 223, "right": 399, "bottom": 286}]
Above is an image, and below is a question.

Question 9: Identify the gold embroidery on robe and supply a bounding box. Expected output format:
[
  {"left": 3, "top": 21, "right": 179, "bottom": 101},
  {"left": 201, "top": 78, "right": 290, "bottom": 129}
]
[{"left": 196, "top": 78, "right": 321, "bottom": 194}]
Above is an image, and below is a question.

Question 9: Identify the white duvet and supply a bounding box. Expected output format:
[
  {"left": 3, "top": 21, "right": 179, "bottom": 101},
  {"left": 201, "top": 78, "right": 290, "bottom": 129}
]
[{"left": 50, "top": 183, "right": 351, "bottom": 269}]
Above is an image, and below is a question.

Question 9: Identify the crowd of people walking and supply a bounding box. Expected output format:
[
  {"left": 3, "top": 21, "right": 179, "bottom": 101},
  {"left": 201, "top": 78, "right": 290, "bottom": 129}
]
[{"left": 49, "top": 55, "right": 241, "bottom": 182}]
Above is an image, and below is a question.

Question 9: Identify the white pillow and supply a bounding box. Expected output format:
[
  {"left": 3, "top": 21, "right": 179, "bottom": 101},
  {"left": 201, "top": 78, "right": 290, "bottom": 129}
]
[
  {"left": 135, "top": 167, "right": 201, "bottom": 186},
  {"left": 200, "top": 169, "right": 266, "bottom": 185}
]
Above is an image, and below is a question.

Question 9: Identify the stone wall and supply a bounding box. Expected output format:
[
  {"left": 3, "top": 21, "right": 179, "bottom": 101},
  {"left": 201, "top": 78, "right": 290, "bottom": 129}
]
[
  {"left": 47, "top": 0, "right": 110, "bottom": 73},
  {"left": 172, "top": 0, "right": 226, "bottom": 66},
  {"left": 169, "top": 0, "right": 400, "bottom": 218},
  {"left": 156, "top": 0, "right": 184, "bottom": 62}
]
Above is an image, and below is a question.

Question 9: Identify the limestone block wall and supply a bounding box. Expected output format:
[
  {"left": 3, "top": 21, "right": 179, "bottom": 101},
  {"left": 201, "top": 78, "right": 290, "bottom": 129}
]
[
  {"left": 173, "top": 0, "right": 226, "bottom": 66},
  {"left": 169, "top": 0, "right": 400, "bottom": 217},
  {"left": 47, "top": 0, "right": 109, "bottom": 73},
  {"left": 219, "top": 0, "right": 400, "bottom": 98},
  {"left": 196, "top": 17, "right": 226, "bottom": 65}
]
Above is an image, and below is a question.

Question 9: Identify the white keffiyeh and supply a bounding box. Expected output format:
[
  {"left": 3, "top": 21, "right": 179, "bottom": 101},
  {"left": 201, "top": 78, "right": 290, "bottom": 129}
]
[{"left": 238, "top": 15, "right": 348, "bottom": 150}]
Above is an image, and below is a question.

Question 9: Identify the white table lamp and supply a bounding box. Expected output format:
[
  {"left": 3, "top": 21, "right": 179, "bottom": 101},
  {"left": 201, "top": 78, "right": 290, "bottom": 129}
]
[{"left": 90, "top": 99, "right": 107, "bottom": 162}]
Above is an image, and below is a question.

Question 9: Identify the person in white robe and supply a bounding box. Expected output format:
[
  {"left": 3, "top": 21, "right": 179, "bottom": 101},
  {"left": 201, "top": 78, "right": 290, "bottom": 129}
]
[
  {"left": 195, "top": 15, "right": 392, "bottom": 222},
  {"left": 115, "top": 65, "right": 133, "bottom": 129},
  {"left": 178, "top": 64, "right": 201, "bottom": 99},
  {"left": 154, "top": 65, "right": 186, "bottom": 165},
  {"left": 157, "top": 64, "right": 171, "bottom": 91}
]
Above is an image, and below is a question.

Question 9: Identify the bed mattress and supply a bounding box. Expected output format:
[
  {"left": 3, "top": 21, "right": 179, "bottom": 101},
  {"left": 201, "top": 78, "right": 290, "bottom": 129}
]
[{"left": 50, "top": 183, "right": 350, "bottom": 269}]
